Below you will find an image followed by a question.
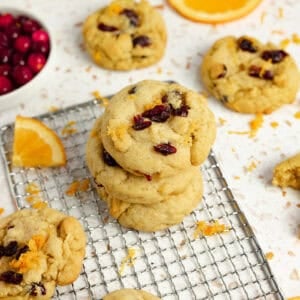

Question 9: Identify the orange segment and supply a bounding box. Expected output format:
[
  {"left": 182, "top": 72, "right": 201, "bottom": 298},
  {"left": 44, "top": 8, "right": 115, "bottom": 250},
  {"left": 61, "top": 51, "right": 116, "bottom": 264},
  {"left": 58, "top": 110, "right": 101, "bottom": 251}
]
[
  {"left": 12, "top": 115, "right": 66, "bottom": 167},
  {"left": 167, "top": 0, "right": 262, "bottom": 23}
]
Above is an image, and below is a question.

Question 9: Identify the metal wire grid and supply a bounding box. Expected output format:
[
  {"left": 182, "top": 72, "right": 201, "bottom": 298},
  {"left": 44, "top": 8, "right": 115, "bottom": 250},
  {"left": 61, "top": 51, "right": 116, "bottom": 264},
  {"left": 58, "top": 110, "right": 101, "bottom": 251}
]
[{"left": 0, "top": 99, "right": 283, "bottom": 300}]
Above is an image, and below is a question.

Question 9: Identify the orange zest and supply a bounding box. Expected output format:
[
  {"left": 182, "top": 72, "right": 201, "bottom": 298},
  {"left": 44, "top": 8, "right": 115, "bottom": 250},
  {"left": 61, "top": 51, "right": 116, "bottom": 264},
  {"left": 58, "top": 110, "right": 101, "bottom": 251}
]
[
  {"left": 167, "top": 0, "right": 262, "bottom": 24},
  {"left": 194, "top": 220, "right": 229, "bottom": 238},
  {"left": 12, "top": 115, "right": 66, "bottom": 167}
]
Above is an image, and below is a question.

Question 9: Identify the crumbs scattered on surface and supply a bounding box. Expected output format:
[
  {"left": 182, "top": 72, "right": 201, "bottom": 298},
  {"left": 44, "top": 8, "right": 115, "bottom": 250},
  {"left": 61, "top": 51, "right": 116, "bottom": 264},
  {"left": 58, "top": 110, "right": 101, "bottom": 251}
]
[
  {"left": 228, "top": 130, "right": 249, "bottom": 135},
  {"left": 271, "top": 30, "right": 285, "bottom": 35},
  {"left": 282, "top": 190, "right": 287, "bottom": 197},
  {"left": 156, "top": 67, "right": 162, "bottom": 74},
  {"left": 249, "top": 114, "right": 263, "bottom": 138},
  {"left": 48, "top": 106, "right": 60, "bottom": 113},
  {"left": 92, "top": 90, "right": 110, "bottom": 107},
  {"left": 260, "top": 11, "right": 266, "bottom": 24},
  {"left": 25, "top": 183, "right": 48, "bottom": 208},
  {"left": 270, "top": 121, "right": 279, "bottom": 128},
  {"left": 154, "top": 4, "right": 164, "bottom": 9},
  {"left": 265, "top": 251, "right": 274, "bottom": 260},
  {"left": 292, "top": 33, "right": 300, "bottom": 44},
  {"left": 289, "top": 268, "right": 300, "bottom": 280},
  {"left": 218, "top": 118, "right": 227, "bottom": 126},
  {"left": 0, "top": 208, "right": 4, "bottom": 215},
  {"left": 233, "top": 176, "right": 240, "bottom": 180},
  {"left": 118, "top": 248, "right": 136, "bottom": 275},
  {"left": 294, "top": 111, "right": 300, "bottom": 119},
  {"left": 288, "top": 250, "right": 296, "bottom": 256},
  {"left": 278, "top": 7, "right": 284, "bottom": 18},
  {"left": 285, "top": 201, "right": 291, "bottom": 208},
  {"left": 280, "top": 38, "right": 290, "bottom": 49},
  {"left": 245, "top": 161, "right": 258, "bottom": 172},
  {"left": 65, "top": 179, "right": 90, "bottom": 196},
  {"left": 61, "top": 121, "right": 77, "bottom": 136},
  {"left": 194, "top": 220, "right": 229, "bottom": 238}
]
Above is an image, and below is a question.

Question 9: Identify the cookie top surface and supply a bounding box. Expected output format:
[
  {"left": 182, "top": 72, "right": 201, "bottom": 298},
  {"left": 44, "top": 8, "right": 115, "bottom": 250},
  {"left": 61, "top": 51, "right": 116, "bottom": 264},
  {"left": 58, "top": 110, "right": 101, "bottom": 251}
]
[
  {"left": 98, "top": 168, "right": 203, "bottom": 232},
  {"left": 0, "top": 208, "right": 86, "bottom": 299},
  {"left": 101, "top": 80, "right": 216, "bottom": 177},
  {"left": 201, "top": 35, "right": 300, "bottom": 114},
  {"left": 103, "top": 288, "right": 160, "bottom": 300},
  {"left": 82, "top": 0, "right": 167, "bottom": 70},
  {"left": 86, "top": 117, "right": 200, "bottom": 204},
  {"left": 272, "top": 153, "right": 300, "bottom": 189}
]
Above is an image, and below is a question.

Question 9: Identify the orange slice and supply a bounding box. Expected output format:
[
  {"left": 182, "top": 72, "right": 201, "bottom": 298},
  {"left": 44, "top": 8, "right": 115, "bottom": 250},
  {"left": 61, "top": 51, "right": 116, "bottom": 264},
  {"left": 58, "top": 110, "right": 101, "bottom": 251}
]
[
  {"left": 12, "top": 115, "right": 66, "bottom": 167},
  {"left": 167, "top": 0, "right": 262, "bottom": 23}
]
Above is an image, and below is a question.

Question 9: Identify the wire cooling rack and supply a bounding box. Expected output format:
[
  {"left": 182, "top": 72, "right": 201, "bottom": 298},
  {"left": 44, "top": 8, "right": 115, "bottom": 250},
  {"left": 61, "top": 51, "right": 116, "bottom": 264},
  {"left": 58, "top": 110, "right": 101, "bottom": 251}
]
[{"left": 0, "top": 99, "right": 283, "bottom": 300}]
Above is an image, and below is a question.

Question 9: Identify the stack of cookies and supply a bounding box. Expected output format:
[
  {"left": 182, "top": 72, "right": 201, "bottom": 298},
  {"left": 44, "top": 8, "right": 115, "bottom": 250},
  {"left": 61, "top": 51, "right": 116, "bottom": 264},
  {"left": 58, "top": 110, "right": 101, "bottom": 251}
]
[{"left": 86, "top": 80, "right": 216, "bottom": 232}]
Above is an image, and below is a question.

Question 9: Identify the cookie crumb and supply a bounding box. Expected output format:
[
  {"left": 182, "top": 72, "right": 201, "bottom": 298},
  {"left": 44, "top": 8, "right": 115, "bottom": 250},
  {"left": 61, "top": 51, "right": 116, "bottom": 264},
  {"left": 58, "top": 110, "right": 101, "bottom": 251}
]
[
  {"left": 280, "top": 38, "right": 291, "bottom": 49},
  {"left": 61, "top": 121, "right": 77, "bottom": 136},
  {"left": 282, "top": 190, "right": 287, "bottom": 197},
  {"left": 260, "top": 11, "right": 266, "bottom": 24},
  {"left": 294, "top": 111, "right": 300, "bottom": 119},
  {"left": 249, "top": 114, "right": 263, "bottom": 138},
  {"left": 270, "top": 121, "right": 279, "bottom": 128},
  {"left": 32, "top": 201, "right": 48, "bottom": 209},
  {"left": 0, "top": 208, "right": 4, "bottom": 215},
  {"left": 289, "top": 268, "right": 300, "bottom": 280},
  {"left": 194, "top": 220, "right": 229, "bottom": 238},
  {"left": 233, "top": 176, "right": 240, "bottom": 180},
  {"left": 285, "top": 201, "right": 291, "bottom": 208},
  {"left": 65, "top": 179, "right": 90, "bottom": 196},
  {"left": 265, "top": 251, "right": 274, "bottom": 260},
  {"left": 292, "top": 33, "right": 300, "bottom": 44},
  {"left": 271, "top": 30, "right": 285, "bottom": 35},
  {"left": 92, "top": 90, "right": 110, "bottom": 107},
  {"left": 218, "top": 117, "right": 227, "bottom": 126},
  {"left": 278, "top": 7, "right": 284, "bottom": 18},
  {"left": 245, "top": 161, "right": 257, "bottom": 172},
  {"left": 156, "top": 67, "right": 162, "bottom": 74},
  {"left": 228, "top": 130, "right": 249, "bottom": 135},
  {"left": 118, "top": 248, "right": 136, "bottom": 275},
  {"left": 48, "top": 106, "right": 59, "bottom": 113},
  {"left": 288, "top": 250, "right": 296, "bottom": 256}
]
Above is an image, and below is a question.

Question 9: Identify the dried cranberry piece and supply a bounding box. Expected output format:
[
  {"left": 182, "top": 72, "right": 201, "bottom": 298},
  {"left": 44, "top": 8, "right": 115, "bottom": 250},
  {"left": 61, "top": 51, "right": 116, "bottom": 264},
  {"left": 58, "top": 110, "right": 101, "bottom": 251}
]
[
  {"left": 216, "top": 64, "right": 227, "bottom": 79},
  {"left": 154, "top": 143, "right": 177, "bottom": 155},
  {"left": 29, "top": 282, "right": 46, "bottom": 296},
  {"left": 120, "top": 9, "right": 140, "bottom": 27},
  {"left": 144, "top": 174, "right": 152, "bottom": 181},
  {"left": 128, "top": 86, "right": 136, "bottom": 94},
  {"left": 261, "top": 50, "right": 288, "bottom": 63},
  {"left": 161, "top": 94, "right": 168, "bottom": 103},
  {"left": 132, "top": 115, "right": 152, "bottom": 130},
  {"left": 142, "top": 105, "right": 171, "bottom": 122},
  {"left": 103, "top": 149, "right": 118, "bottom": 166},
  {"left": 248, "top": 65, "right": 261, "bottom": 78},
  {"left": 3, "top": 241, "right": 18, "bottom": 257},
  {"left": 97, "top": 23, "right": 118, "bottom": 32},
  {"left": 132, "top": 35, "right": 151, "bottom": 47},
  {"left": 262, "top": 70, "right": 274, "bottom": 80},
  {"left": 0, "top": 271, "right": 23, "bottom": 284},
  {"left": 238, "top": 38, "right": 257, "bottom": 53},
  {"left": 16, "top": 245, "right": 29, "bottom": 260},
  {"left": 172, "top": 104, "right": 190, "bottom": 117}
]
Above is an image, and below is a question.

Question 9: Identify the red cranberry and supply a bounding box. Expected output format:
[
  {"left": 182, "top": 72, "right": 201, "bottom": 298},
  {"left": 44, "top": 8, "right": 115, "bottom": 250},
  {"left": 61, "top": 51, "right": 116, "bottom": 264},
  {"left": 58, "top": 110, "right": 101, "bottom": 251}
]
[
  {"left": 0, "top": 48, "right": 12, "bottom": 64},
  {"left": 0, "top": 64, "right": 11, "bottom": 77},
  {"left": 0, "top": 32, "right": 9, "bottom": 48},
  {"left": 142, "top": 105, "right": 171, "bottom": 122},
  {"left": 32, "top": 41, "right": 50, "bottom": 55},
  {"left": 27, "top": 53, "right": 46, "bottom": 73},
  {"left": 22, "top": 19, "right": 40, "bottom": 34},
  {"left": 97, "top": 23, "right": 119, "bottom": 32},
  {"left": 154, "top": 143, "right": 177, "bottom": 155},
  {"left": 0, "top": 271, "right": 23, "bottom": 284},
  {"left": 132, "top": 115, "right": 152, "bottom": 130},
  {"left": 5, "top": 24, "right": 20, "bottom": 40},
  {"left": 0, "top": 14, "right": 14, "bottom": 29},
  {"left": 0, "top": 76, "right": 13, "bottom": 95},
  {"left": 12, "top": 65, "right": 33, "bottom": 86},
  {"left": 32, "top": 30, "right": 49, "bottom": 43},
  {"left": 12, "top": 52, "right": 26, "bottom": 66},
  {"left": 14, "top": 36, "right": 31, "bottom": 53},
  {"left": 16, "top": 15, "right": 30, "bottom": 25},
  {"left": 133, "top": 35, "right": 151, "bottom": 47},
  {"left": 120, "top": 9, "right": 140, "bottom": 27}
]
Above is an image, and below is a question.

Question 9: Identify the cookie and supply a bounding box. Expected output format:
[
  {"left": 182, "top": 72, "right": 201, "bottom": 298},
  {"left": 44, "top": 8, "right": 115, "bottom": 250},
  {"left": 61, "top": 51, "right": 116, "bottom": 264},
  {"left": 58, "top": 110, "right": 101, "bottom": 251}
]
[
  {"left": 97, "top": 168, "right": 203, "bottom": 232},
  {"left": 86, "top": 117, "right": 200, "bottom": 204},
  {"left": 272, "top": 153, "right": 300, "bottom": 189},
  {"left": 103, "top": 288, "right": 160, "bottom": 300},
  {"left": 101, "top": 80, "right": 216, "bottom": 177},
  {"left": 82, "top": 0, "right": 167, "bottom": 70},
  {"left": 0, "top": 208, "right": 86, "bottom": 299},
  {"left": 201, "top": 36, "right": 300, "bottom": 114}
]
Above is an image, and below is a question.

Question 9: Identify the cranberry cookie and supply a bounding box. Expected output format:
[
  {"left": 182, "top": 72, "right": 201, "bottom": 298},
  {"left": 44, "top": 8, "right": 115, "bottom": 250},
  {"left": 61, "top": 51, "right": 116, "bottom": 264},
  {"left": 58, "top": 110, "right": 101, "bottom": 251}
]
[
  {"left": 103, "top": 289, "right": 160, "bottom": 300},
  {"left": 0, "top": 208, "right": 86, "bottom": 299},
  {"left": 86, "top": 117, "right": 200, "bottom": 204},
  {"left": 97, "top": 169, "right": 203, "bottom": 232},
  {"left": 201, "top": 36, "right": 300, "bottom": 114},
  {"left": 82, "top": 0, "right": 167, "bottom": 70},
  {"left": 100, "top": 80, "right": 216, "bottom": 177},
  {"left": 272, "top": 153, "right": 300, "bottom": 189}
]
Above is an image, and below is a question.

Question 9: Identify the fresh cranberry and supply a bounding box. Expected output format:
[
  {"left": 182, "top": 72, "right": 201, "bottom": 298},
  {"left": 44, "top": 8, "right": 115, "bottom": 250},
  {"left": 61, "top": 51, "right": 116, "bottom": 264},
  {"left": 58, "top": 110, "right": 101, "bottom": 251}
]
[
  {"left": 12, "top": 52, "right": 26, "bottom": 66},
  {"left": 16, "top": 15, "right": 30, "bottom": 25},
  {"left": 22, "top": 19, "right": 40, "bottom": 34},
  {"left": 5, "top": 24, "right": 20, "bottom": 41},
  {"left": 0, "top": 14, "right": 14, "bottom": 29},
  {"left": 0, "top": 76, "right": 13, "bottom": 95},
  {"left": 27, "top": 53, "right": 46, "bottom": 73},
  {"left": 0, "top": 64, "right": 11, "bottom": 77},
  {"left": 0, "top": 32, "right": 9, "bottom": 48},
  {"left": 32, "top": 29, "right": 49, "bottom": 43},
  {"left": 14, "top": 36, "right": 31, "bottom": 53},
  {"left": 32, "top": 41, "right": 50, "bottom": 56},
  {"left": 12, "top": 65, "right": 33, "bottom": 86},
  {"left": 0, "top": 48, "right": 12, "bottom": 64}
]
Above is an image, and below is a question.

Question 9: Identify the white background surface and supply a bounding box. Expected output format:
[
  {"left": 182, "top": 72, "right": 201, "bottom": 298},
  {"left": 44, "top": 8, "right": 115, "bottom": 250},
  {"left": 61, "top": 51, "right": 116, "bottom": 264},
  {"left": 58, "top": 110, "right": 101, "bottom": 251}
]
[{"left": 0, "top": 0, "right": 299, "bottom": 298}]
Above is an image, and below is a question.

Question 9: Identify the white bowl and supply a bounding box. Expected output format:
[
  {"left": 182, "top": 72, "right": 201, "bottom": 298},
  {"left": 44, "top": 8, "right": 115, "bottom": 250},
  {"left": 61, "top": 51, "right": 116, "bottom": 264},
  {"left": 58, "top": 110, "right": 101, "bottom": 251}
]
[{"left": 0, "top": 7, "right": 55, "bottom": 111}]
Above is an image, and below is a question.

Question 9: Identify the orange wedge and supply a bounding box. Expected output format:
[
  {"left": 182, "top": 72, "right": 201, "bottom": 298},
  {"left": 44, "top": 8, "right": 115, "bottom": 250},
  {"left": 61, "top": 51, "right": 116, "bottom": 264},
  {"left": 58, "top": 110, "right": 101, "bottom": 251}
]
[
  {"left": 167, "top": 0, "right": 262, "bottom": 24},
  {"left": 12, "top": 115, "right": 66, "bottom": 167}
]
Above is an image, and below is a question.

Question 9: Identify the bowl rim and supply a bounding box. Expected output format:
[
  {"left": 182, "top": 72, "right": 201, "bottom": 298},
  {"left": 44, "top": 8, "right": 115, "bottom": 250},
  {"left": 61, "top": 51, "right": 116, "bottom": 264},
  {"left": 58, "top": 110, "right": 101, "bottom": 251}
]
[{"left": 0, "top": 6, "right": 55, "bottom": 106}]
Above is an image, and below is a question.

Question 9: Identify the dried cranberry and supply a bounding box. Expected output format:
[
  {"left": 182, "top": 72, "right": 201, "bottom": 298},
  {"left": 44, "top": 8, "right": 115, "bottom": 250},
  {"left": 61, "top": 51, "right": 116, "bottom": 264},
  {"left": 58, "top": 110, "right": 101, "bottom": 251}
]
[
  {"left": 132, "top": 115, "right": 152, "bottom": 130},
  {"left": 97, "top": 23, "right": 118, "bottom": 32},
  {"left": 142, "top": 105, "right": 171, "bottom": 122},
  {"left": 120, "top": 9, "right": 140, "bottom": 27},
  {"left": 144, "top": 174, "right": 152, "bottom": 181},
  {"left": 154, "top": 143, "right": 177, "bottom": 155},
  {"left": 3, "top": 241, "right": 18, "bottom": 256},
  {"left": 262, "top": 70, "right": 274, "bottom": 80},
  {"left": 216, "top": 64, "right": 227, "bottom": 79},
  {"left": 15, "top": 245, "right": 29, "bottom": 260},
  {"left": 103, "top": 149, "right": 118, "bottom": 166},
  {"left": 132, "top": 35, "right": 151, "bottom": 47},
  {"left": 0, "top": 271, "right": 23, "bottom": 284},
  {"left": 220, "top": 95, "right": 228, "bottom": 103},
  {"left": 261, "top": 50, "right": 288, "bottom": 63},
  {"left": 128, "top": 86, "right": 136, "bottom": 94},
  {"left": 29, "top": 282, "right": 46, "bottom": 296},
  {"left": 238, "top": 38, "right": 257, "bottom": 53},
  {"left": 248, "top": 65, "right": 261, "bottom": 78},
  {"left": 172, "top": 104, "right": 190, "bottom": 117},
  {"left": 161, "top": 94, "right": 168, "bottom": 103}
]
